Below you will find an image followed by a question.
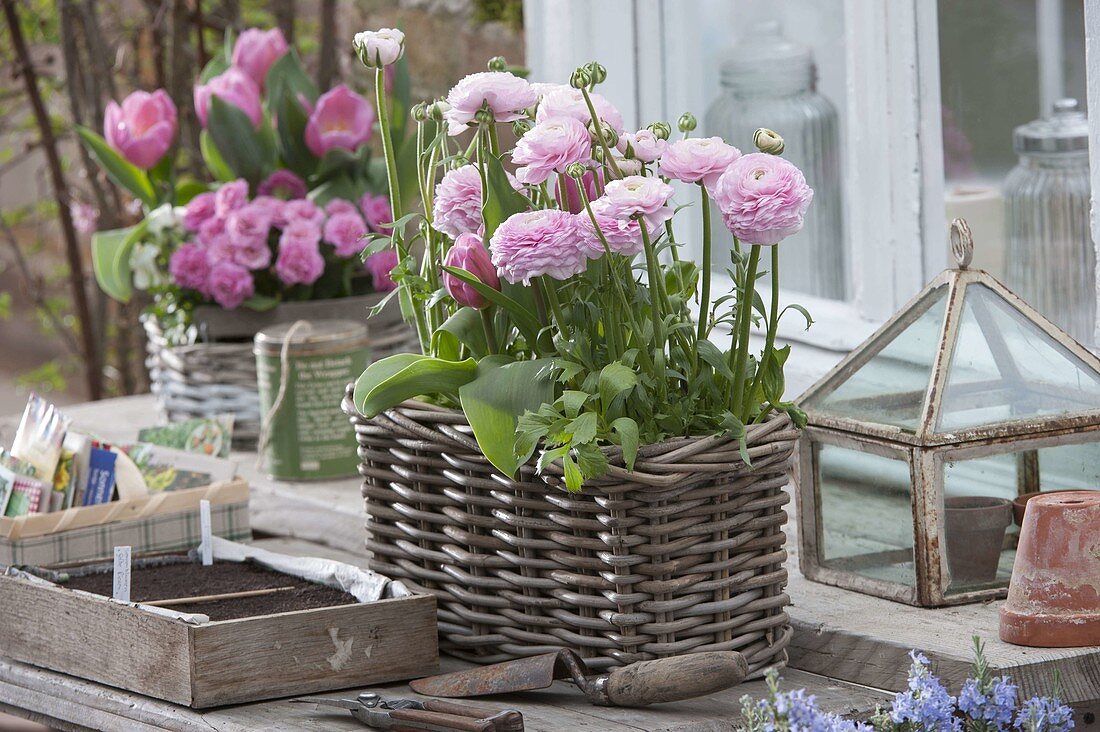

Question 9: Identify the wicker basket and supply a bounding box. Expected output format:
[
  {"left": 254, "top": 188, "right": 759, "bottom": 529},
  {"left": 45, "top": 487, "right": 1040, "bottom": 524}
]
[
  {"left": 145, "top": 294, "right": 414, "bottom": 447},
  {"left": 343, "top": 394, "right": 797, "bottom": 675}
]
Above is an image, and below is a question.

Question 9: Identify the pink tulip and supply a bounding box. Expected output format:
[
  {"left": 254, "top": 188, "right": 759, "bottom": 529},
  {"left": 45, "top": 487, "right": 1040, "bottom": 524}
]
[
  {"left": 103, "top": 89, "right": 177, "bottom": 169},
  {"left": 231, "top": 28, "right": 289, "bottom": 89},
  {"left": 304, "top": 85, "right": 375, "bottom": 157},
  {"left": 443, "top": 233, "right": 500, "bottom": 309},
  {"left": 194, "top": 68, "right": 263, "bottom": 129}
]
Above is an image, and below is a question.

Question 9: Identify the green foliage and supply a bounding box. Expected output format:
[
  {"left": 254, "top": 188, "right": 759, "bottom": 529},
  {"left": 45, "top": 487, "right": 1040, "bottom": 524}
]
[
  {"left": 354, "top": 354, "right": 478, "bottom": 418},
  {"left": 75, "top": 128, "right": 157, "bottom": 207},
  {"left": 472, "top": 0, "right": 524, "bottom": 30},
  {"left": 206, "top": 97, "right": 277, "bottom": 185},
  {"left": 90, "top": 222, "right": 147, "bottom": 303}
]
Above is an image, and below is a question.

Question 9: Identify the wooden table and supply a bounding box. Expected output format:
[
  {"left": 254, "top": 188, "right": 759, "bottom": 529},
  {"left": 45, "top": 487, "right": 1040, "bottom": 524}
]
[{"left": 0, "top": 395, "right": 1097, "bottom": 731}]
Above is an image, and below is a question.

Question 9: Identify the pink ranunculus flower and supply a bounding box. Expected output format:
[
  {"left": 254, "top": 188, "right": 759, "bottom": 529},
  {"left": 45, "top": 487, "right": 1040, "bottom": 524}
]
[
  {"left": 360, "top": 193, "right": 392, "bottom": 233},
  {"left": 617, "top": 129, "right": 667, "bottom": 163},
  {"left": 659, "top": 137, "right": 741, "bottom": 188},
  {"left": 257, "top": 170, "right": 307, "bottom": 200},
  {"left": 206, "top": 260, "right": 254, "bottom": 308},
  {"left": 231, "top": 28, "right": 288, "bottom": 89},
  {"left": 183, "top": 191, "right": 217, "bottom": 232},
  {"left": 304, "top": 85, "right": 375, "bottom": 157},
  {"left": 534, "top": 84, "right": 624, "bottom": 133},
  {"left": 443, "top": 232, "right": 500, "bottom": 309},
  {"left": 103, "top": 89, "right": 177, "bottom": 169},
  {"left": 490, "top": 210, "right": 587, "bottom": 284},
  {"left": 576, "top": 198, "right": 654, "bottom": 259},
  {"left": 366, "top": 249, "right": 399, "bottom": 292},
  {"left": 168, "top": 242, "right": 212, "bottom": 292},
  {"left": 197, "top": 216, "right": 227, "bottom": 248},
  {"left": 713, "top": 153, "right": 813, "bottom": 245},
  {"left": 194, "top": 68, "right": 263, "bottom": 129},
  {"left": 323, "top": 211, "right": 368, "bottom": 258},
  {"left": 276, "top": 223, "right": 325, "bottom": 286},
  {"left": 276, "top": 198, "right": 324, "bottom": 228},
  {"left": 443, "top": 71, "right": 537, "bottom": 136},
  {"left": 249, "top": 195, "right": 282, "bottom": 221},
  {"left": 214, "top": 179, "right": 249, "bottom": 218},
  {"left": 226, "top": 203, "right": 273, "bottom": 269},
  {"left": 324, "top": 198, "right": 359, "bottom": 217},
  {"left": 512, "top": 116, "right": 592, "bottom": 185},
  {"left": 598, "top": 175, "right": 675, "bottom": 229},
  {"left": 432, "top": 165, "right": 484, "bottom": 238}
]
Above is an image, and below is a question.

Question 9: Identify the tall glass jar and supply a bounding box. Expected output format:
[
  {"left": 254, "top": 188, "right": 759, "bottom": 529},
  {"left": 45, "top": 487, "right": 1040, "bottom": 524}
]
[
  {"left": 1004, "top": 99, "right": 1093, "bottom": 344},
  {"left": 705, "top": 21, "right": 844, "bottom": 299}
]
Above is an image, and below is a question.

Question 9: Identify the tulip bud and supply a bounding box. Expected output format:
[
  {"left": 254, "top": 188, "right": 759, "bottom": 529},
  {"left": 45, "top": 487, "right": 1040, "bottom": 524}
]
[
  {"left": 677, "top": 112, "right": 697, "bottom": 133},
  {"left": 512, "top": 119, "right": 533, "bottom": 137},
  {"left": 647, "top": 121, "right": 671, "bottom": 140},
  {"left": 411, "top": 102, "right": 428, "bottom": 122},
  {"left": 566, "top": 162, "right": 588, "bottom": 179},
  {"left": 584, "top": 61, "right": 607, "bottom": 85},
  {"left": 487, "top": 56, "right": 508, "bottom": 72},
  {"left": 588, "top": 119, "right": 618, "bottom": 148},
  {"left": 570, "top": 67, "right": 591, "bottom": 90},
  {"left": 753, "top": 127, "right": 785, "bottom": 155},
  {"left": 443, "top": 233, "right": 500, "bottom": 310}
]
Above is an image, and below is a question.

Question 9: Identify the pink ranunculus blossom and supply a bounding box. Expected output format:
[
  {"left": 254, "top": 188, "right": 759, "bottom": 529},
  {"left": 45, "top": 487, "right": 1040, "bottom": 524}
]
[
  {"left": 554, "top": 167, "right": 602, "bottom": 214},
  {"left": 257, "top": 170, "right": 307, "bottom": 200},
  {"left": 575, "top": 198, "right": 655, "bottom": 259},
  {"left": 443, "top": 71, "right": 537, "bottom": 136},
  {"left": 103, "top": 89, "right": 177, "bottom": 169},
  {"left": 230, "top": 235, "right": 273, "bottom": 270},
  {"left": 214, "top": 179, "right": 249, "bottom": 218},
  {"left": 197, "top": 216, "right": 227, "bottom": 249},
  {"left": 194, "top": 68, "right": 263, "bottom": 129},
  {"left": 597, "top": 175, "right": 675, "bottom": 230},
  {"left": 534, "top": 84, "right": 624, "bottom": 133},
  {"left": 512, "top": 116, "right": 592, "bottom": 185},
  {"left": 443, "top": 232, "right": 500, "bottom": 309},
  {"left": 249, "top": 195, "right": 282, "bottom": 221},
  {"left": 490, "top": 209, "right": 587, "bottom": 284},
  {"left": 366, "top": 249, "right": 399, "bottom": 292},
  {"left": 323, "top": 211, "right": 368, "bottom": 258},
  {"left": 226, "top": 203, "right": 273, "bottom": 269},
  {"left": 713, "top": 153, "right": 813, "bottom": 245},
  {"left": 183, "top": 192, "right": 217, "bottom": 232},
  {"left": 353, "top": 28, "right": 405, "bottom": 68},
  {"left": 659, "top": 137, "right": 741, "bottom": 188},
  {"left": 231, "top": 28, "right": 289, "bottom": 89},
  {"left": 168, "top": 242, "right": 212, "bottom": 292},
  {"left": 276, "top": 198, "right": 324, "bottom": 228},
  {"left": 276, "top": 224, "right": 325, "bottom": 286},
  {"left": 432, "top": 165, "right": 484, "bottom": 238},
  {"left": 206, "top": 260, "right": 254, "bottom": 308},
  {"left": 70, "top": 201, "right": 99, "bottom": 234},
  {"left": 324, "top": 198, "right": 359, "bottom": 217},
  {"left": 360, "top": 193, "right": 392, "bottom": 233},
  {"left": 304, "top": 85, "right": 375, "bottom": 157},
  {"left": 617, "top": 129, "right": 667, "bottom": 163}
]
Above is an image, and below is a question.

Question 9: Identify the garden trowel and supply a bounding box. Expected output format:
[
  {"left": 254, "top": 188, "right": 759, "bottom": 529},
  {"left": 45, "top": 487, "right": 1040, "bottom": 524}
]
[{"left": 410, "top": 649, "right": 749, "bottom": 707}]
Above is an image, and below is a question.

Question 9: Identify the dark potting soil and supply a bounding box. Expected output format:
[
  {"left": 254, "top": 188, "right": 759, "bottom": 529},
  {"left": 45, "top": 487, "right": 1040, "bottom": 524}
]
[{"left": 62, "top": 560, "right": 358, "bottom": 621}]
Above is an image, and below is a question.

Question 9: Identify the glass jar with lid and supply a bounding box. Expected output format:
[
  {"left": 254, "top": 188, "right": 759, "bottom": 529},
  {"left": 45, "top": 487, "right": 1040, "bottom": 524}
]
[
  {"left": 705, "top": 21, "right": 844, "bottom": 299},
  {"left": 1004, "top": 98, "right": 1093, "bottom": 344}
]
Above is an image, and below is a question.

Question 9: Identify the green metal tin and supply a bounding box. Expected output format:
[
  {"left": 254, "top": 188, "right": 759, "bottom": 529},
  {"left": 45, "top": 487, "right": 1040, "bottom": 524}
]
[{"left": 254, "top": 319, "right": 370, "bottom": 480}]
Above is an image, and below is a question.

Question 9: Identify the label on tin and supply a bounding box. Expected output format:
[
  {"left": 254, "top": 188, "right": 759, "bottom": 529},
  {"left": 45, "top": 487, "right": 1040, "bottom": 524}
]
[{"left": 256, "top": 345, "right": 370, "bottom": 480}]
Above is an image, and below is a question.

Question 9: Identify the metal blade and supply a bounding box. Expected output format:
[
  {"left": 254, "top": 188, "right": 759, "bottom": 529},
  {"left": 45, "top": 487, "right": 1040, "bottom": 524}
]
[
  {"left": 291, "top": 697, "right": 360, "bottom": 710},
  {"left": 409, "top": 653, "right": 565, "bottom": 698}
]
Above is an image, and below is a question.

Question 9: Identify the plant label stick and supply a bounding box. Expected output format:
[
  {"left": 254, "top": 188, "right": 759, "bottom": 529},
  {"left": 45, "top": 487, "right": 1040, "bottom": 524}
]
[
  {"left": 113, "top": 546, "right": 131, "bottom": 602},
  {"left": 200, "top": 499, "right": 212, "bottom": 566}
]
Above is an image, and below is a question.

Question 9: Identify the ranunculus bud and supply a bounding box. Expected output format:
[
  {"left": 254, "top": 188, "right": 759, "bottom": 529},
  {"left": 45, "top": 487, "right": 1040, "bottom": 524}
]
[
  {"left": 512, "top": 119, "right": 533, "bottom": 137},
  {"left": 474, "top": 106, "right": 495, "bottom": 125},
  {"left": 570, "top": 68, "right": 591, "bottom": 90},
  {"left": 566, "top": 162, "right": 588, "bottom": 179},
  {"left": 678, "top": 113, "right": 697, "bottom": 133},
  {"left": 588, "top": 119, "right": 618, "bottom": 148},
  {"left": 648, "top": 121, "right": 671, "bottom": 140},
  {"left": 103, "top": 89, "right": 177, "bottom": 169},
  {"left": 443, "top": 232, "right": 500, "bottom": 309},
  {"left": 428, "top": 100, "right": 450, "bottom": 121},
  {"left": 411, "top": 102, "right": 428, "bottom": 122},
  {"left": 584, "top": 61, "right": 607, "bottom": 85},
  {"left": 488, "top": 56, "right": 508, "bottom": 72},
  {"left": 618, "top": 158, "right": 642, "bottom": 176},
  {"left": 753, "top": 127, "right": 785, "bottom": 155},
  {"left": 353, "top": 28, "right": 405, "bottom": 68}
]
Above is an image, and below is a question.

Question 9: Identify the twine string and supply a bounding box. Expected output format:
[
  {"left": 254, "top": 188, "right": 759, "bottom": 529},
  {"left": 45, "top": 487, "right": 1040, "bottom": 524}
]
[{"left": 256, "top": 319, "right": 312, "bottom": 472}]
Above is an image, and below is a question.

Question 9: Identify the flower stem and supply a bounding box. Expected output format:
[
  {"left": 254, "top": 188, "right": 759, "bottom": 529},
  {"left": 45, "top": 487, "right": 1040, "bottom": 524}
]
[
  {"left": 375, "top": 67, "right": 403, "bottom": 222},
  {"left": 541, "top": 275, "right": 567, "bottom": 334},
  {"left": 729, "top": 245, "right": 761, "bottom": 418},
  {"left": 697, "top": 185, "right": 713, "bottom": 343},
  {"left": 531, "top": 277, "right": 549, "bottom": 325},
  {"left": 639, "top": 221, "right": 666, "bottom": 352},
  {"left": 480, "top": 307, "right": 499, "bottom": 354},
  {"left": 750, "top": 246, "right": 782, "bottom": 423},
  {"left": 579, "top": 88, "right": 622, "bottom": 179}
]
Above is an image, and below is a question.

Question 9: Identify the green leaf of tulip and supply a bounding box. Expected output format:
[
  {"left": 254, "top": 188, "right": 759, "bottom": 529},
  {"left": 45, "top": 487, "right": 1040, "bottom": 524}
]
[
  {"left": 76, "top": 127, "right": 157, "bottom": 208},
  {"left": 207, "top": 96, "right": 276, "bottom": 185},
  {"left": 354, "top": 353, "right": 478, "bottom": 418},
  {"left": 433, "top": 307, "right": 489, "bottom": 361},
  {"left": 480, "top": 151, "right": 529, "bottom": 240},
  {"left": 90, "top": 222, "right": 148, "bottom": 303},
  {"left": 200, "top": 130, "right": 236, "bottom": 183},
  {"left": 441, "top": 265, "right": 542, "bottom": 348},
  {"left": 243, "top": 295, "right": 280, "bottom": 312}
]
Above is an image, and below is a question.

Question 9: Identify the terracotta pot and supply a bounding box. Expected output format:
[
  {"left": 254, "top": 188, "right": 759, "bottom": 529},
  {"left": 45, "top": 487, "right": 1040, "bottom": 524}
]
[
  {"left": 1000, "top": 492, "right": 1100, "bottom": 647},
  {"left": 1011, "top": 489, "right": 1092, "bottom": 525},
  {"left": 944, "top": 496, "right": 1012, "bottom": 585}
]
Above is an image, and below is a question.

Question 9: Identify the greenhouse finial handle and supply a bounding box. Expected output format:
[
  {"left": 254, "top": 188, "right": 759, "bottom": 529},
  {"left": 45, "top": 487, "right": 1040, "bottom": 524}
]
[{"left": 950, "top": 218, "right": 974, "bottom": 270}]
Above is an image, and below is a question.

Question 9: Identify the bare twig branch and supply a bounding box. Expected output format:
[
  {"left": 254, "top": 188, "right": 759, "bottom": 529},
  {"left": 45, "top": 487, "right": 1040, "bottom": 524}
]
[{"left": 317, "top": 0, "right": 337, "bottom": 91}]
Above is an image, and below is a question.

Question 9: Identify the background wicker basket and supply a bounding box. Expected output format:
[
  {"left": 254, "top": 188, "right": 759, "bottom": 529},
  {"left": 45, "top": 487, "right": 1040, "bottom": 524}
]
[
  {"left": 144, "top": 294, "right": 414, "bottom": 447},
  {"left": 343, "top": 394, "right": 797, "bottom": 675}
]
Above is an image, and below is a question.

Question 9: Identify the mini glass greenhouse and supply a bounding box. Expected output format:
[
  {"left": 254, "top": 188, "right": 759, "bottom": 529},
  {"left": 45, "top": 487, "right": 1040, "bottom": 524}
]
[{"left": 796, "top": 219, "right": 1100, "bottom": 606}]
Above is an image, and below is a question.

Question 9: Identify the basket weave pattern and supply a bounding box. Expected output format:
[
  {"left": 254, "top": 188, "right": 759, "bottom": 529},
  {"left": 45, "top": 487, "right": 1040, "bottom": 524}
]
[{"left": 344, "top": 395, "right": 797, "bottom": 674}]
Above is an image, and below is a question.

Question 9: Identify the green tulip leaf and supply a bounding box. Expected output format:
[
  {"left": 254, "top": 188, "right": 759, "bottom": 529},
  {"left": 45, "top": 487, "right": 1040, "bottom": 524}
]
[
  {"left": 354, "top": 353, "right": 478, "bottom": 417},
  {"left": 207, "top": 96, "right": 274, "bottom": 185},
  {"left": 90, "top": 222, "right": 147, "bottom": 303},
  {"left": 441, "top": 265, "right": 541, "bottom": 347},
  {"left": 480, "top": 151, "right": 529, "bottom": 240},
  {"left": 432, "top": 307, "right": 489, "bottom": 361},
  {"left": 76, "top": 127, "right": 157, "bottom": 208},
  {"left": 200, "top": 130, "right": 236, "bottom": 183}
]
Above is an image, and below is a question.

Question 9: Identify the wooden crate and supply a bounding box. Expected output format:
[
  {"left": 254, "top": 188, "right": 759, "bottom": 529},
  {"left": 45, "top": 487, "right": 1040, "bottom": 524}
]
[{"left": 0, "top": 565, "right": 438, "bottom": 708}]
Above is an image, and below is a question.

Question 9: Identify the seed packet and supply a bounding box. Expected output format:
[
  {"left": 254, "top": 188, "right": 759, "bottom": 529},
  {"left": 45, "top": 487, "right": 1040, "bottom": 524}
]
[
  {"left": 0, "top": 448, "right": 37, "bottom": 478},
  {"left": 82, "top": 444, "right": 118, "bottom": 506},
  {"left": 0, "top": 464, "right": 16, "bottom": 515},
  {"left": 11, "top": 394, "right": 71, "bottom": 480},
  {"left": 137, "top": 415, "right": 234, "bottom": 458},
  {"left": 4, "top": 476, "right": 46, "bottom": 516},
  {"left": 120, "top": 442, "right": 237, "bottom": 492}
]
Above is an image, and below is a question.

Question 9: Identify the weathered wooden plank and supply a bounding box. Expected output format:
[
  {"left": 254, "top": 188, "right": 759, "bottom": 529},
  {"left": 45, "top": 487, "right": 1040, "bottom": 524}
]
[
  {"left": 189, "top": 595, "right": 439, "bottom": 707},
  {"left": 0, "top": 576, "right": 193, "bottom": 705}
]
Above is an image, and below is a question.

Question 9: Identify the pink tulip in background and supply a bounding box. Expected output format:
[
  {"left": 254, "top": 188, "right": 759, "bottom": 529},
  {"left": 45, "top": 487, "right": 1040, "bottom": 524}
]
[
  {"left": 713, "top": 153, "right": 813, "bottom": 246},
  {"left": 194, "top": 68, "right": 263, "bottom": 129},
  {"left": 443, "top": 233, "right": 500, "bottom": 309},
  {"left": 304, "top": 85, "right": 375, "bottom": 157},
  {"left": 555, "top": 168, "right": 602, "bottom": 214},
  {"left": 103, "top": 89, "right": 177, "bottom": 169},
  {"left": 257, "top": 170, "right": 307, "bottom": 200},
  {"left": 231, "top": 28, "right": 288, "bottom": 89}
]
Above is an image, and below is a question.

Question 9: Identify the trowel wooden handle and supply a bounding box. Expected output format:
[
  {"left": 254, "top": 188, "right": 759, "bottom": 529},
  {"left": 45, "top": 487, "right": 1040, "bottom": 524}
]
[{"left": 601, "top": 651, "right": 749, "bottom": 706}]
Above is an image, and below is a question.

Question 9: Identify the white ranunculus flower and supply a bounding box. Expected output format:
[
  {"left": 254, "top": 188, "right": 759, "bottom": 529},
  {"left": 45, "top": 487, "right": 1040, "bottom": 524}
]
[{"left": 353, "top": 28, "right": 405, "bottom": 68}]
